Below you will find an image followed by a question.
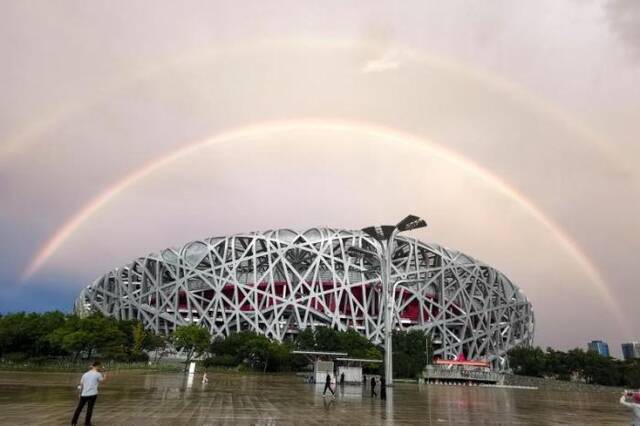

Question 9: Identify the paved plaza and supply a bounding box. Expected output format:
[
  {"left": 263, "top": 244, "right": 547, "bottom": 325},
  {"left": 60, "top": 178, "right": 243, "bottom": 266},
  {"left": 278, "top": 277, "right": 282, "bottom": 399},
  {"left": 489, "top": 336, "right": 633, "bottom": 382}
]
[{"left": 0, "top": 370, "right": 633, "bottom": 425}]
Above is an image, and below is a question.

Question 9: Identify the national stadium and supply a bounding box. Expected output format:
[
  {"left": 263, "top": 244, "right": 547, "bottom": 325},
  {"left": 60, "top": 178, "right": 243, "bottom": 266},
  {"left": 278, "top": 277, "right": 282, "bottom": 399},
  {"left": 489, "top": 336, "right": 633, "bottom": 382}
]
[{"left": 75, "top": 228, "right": 534, "bottom": 363}]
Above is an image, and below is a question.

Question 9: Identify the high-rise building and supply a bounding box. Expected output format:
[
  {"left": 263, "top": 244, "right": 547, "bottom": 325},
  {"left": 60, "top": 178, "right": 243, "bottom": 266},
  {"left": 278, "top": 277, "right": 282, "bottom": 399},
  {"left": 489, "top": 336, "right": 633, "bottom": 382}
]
[
  {"left": 588, "top": 340, "right": 610, "bottom": 357},
  {"left": 621, "top": 342, "right": 640, "bottom": 360}
]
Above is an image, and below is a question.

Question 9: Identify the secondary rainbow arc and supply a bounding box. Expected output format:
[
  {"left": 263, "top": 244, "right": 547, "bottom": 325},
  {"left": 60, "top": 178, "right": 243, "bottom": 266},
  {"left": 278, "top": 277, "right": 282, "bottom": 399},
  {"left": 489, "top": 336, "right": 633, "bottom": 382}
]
[{"left": 0, "top": 38, "right": 631, "bottom": 178}]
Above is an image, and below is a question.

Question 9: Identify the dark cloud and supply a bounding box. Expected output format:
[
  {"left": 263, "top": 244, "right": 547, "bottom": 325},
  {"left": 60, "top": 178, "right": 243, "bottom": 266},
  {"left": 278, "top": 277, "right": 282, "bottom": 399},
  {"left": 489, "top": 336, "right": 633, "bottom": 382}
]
[
  {"left": 606, "top": 0, "right": 640, "bottom": 60},
  {"left": 0, "top": 281, "right": 77, "bottom": 314}
]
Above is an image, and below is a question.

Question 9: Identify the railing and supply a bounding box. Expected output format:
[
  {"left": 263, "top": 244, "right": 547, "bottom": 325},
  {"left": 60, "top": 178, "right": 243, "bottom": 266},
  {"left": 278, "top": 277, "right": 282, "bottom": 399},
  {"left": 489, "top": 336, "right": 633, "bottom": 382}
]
[{"left": 424, "top": 365, "right": 503, "bottom": 383}]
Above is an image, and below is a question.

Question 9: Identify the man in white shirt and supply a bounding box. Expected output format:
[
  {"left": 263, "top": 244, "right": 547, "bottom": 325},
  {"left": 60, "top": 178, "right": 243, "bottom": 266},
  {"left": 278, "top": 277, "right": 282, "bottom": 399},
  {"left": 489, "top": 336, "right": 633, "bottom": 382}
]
[{"left": 71, "top": 361, "right": 107, "bottom": 426}]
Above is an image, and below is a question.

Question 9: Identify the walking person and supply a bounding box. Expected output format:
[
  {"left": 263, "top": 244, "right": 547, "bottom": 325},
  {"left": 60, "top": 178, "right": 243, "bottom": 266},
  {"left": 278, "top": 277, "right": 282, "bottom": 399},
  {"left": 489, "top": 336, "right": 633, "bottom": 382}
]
[
  {"left": 322, "top": 373, "right": 335, "bottom": 399},
  {"left": 370, "top": 376, "right": 377, "bottom": 398},
  {"left": 71, "top": 361, "right": 106, "bottom": 426},
  {"left": 330, "top": 374, "right": 337, "bottom": 397}
]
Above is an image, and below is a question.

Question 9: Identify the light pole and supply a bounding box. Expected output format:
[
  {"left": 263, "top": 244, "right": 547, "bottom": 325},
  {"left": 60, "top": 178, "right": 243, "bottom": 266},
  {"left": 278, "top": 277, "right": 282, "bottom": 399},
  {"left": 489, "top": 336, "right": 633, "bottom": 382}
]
[{"left": 355, "top": 215, "right": 427, "bottom": 387}]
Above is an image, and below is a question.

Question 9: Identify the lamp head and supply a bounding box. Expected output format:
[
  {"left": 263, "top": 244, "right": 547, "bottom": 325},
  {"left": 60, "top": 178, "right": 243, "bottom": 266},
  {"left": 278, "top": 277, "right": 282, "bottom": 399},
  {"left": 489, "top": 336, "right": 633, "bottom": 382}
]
[
  {"left": 396, "top": 215, "right": 427, "bottom": 232},
  {"left": 362, "top": 225, "right": 396, "bottom": 241}
]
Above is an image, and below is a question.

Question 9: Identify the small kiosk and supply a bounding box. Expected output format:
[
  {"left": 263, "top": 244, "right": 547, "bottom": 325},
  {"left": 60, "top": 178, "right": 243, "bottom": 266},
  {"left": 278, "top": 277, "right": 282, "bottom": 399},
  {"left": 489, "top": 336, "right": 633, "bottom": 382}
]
[
  {"left": 335, "top": 357, "right": 383, "bottom": 384},
  {"left": 292, "top": 350, "right": 347, "bottom": 383},
  {"left": 292, "top": 351, "right": 382, "bottom": 384}
]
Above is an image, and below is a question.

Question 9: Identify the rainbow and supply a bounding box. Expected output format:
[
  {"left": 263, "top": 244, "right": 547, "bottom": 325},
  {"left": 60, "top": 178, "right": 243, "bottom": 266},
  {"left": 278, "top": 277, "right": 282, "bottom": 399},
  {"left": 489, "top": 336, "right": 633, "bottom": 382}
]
[
  {"left": 0, "top": 38, "right": 632, "bottom": 178},
  {"left": 21, "top": 118, "right": 624, "bottom": 326}
]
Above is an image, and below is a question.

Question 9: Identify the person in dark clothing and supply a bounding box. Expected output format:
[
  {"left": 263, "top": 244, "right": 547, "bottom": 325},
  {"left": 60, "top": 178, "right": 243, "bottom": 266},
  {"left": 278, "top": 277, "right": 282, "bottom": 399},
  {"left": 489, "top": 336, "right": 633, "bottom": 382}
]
[
  {"left": 380, "top": 376, "right": 386, "bottom": 400},
  {"left": 322, "top": 373, "right": 335, "bottom": 398},
  {"left": 340, "top": 373, "right": 345, "bottom": 386},
  {"left": 370, "top": 376, "right": 377, "bottom": 398}
]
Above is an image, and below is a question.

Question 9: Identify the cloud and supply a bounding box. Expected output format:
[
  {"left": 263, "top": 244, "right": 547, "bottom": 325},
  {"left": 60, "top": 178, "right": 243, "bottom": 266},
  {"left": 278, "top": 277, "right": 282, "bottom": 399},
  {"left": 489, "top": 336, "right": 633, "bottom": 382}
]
[
  {"left": 605, "top": 0, "right": 640, "bottom": 61},
  {"left": 357, "top": 19, "right": 408, "bottom": 74},
  {"left": 361, "top": 51, "right": 401, "bottom": 73},
  {"left": 360, "top": 48, "right": 419, "bottom": 74}
]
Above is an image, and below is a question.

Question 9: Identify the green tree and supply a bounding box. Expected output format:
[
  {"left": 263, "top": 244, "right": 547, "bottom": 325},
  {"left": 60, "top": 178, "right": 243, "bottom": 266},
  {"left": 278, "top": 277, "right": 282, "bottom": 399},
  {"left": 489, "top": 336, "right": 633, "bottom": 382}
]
[
  {"left": 146, "top": 332, "right": 169, "bottom": 363},
  {"left": 48, "top": 313, "right": 126, "bottom": 360},
  {"left": 392, "top": 329, "right": 429, "bottom": 379},
  {"left": 621, "top": 360, "right": 640, "bottom": 388},
  {"left": 125, "top": 322, "right": 167, "bottom": 362},
  {"left": 507, "top": 346, "right": 547, "bottom": 377},
  {"left": 114, "top": 319, "right": 138, "bottom": 358},
  {"left": 8, "top": 309, "right": 635, "bottom": 387},
  {"left": 0, "top": 312, "right": 33, "bottom": 358},
  {"left": 290, "top": 327, "right": 382, "bottom": 372},
  {"left": 363, "top": 346, "right": 383, "bottom": 373},
  {"left": 132, "top": 322, "right": 146, "bottom": 354},
  {"left": 566, "top": 348, "right": 588, "bottom": 380},
  {"left": 0, "top": 311, "right": 67, "bottom": 359},
  {"left": 425, "top": 331, "right": 434, "bottom": 365},
  {"left": 314, "top": 327, "right": 341, "bottom": 351},
  {"left": 208, "top": 331, "right": 295, "bottom": 372},
  {"left": 34, "top": 311, "right": 67, "bottom": 356},
  {"left": 338, "top": 328, "right": 374, "bottom": 359},
  {"left": 545, "top": 347, "right": 571, "bottom": 380},
  {"left": 295, "top": 328, "right": 316, "bottom": 350},
  {"left": 172, "top": 324, "right": 210, "bottom": 371},
  {"left": 582, "top": 350, "right": 620, "bottom": 386}
]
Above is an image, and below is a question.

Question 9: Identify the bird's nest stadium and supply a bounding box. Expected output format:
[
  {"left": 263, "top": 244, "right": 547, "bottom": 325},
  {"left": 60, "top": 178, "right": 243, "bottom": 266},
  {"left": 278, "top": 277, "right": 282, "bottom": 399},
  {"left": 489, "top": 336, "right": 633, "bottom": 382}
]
[{"left": 75, "top": 228, "right": 534, "bottom": 362}]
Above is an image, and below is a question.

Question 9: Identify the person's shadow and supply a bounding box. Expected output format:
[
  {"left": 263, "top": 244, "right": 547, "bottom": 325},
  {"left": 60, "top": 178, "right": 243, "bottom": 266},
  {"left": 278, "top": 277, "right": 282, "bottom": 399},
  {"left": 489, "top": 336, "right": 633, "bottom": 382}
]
[{"left": 323, "top": 396, "right": 336, "bottom": 409}]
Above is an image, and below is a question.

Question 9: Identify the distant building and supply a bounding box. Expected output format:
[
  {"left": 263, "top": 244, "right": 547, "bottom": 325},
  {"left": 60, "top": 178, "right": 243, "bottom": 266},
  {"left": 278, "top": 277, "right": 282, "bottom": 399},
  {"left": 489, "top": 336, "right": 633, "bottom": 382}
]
[
  {"left": 588, "top": 340, "right": 610, "bottom": 357},
  {"left": 621, "top": 342, "right": 640, "bottom": 360}
]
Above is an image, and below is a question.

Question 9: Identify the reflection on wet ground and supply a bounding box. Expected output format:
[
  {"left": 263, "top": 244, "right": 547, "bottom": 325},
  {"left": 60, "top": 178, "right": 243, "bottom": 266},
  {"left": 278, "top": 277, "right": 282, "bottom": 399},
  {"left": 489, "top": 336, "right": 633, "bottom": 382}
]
[{"left": 0, "top": 370, "right": 633, "bottom": 425}]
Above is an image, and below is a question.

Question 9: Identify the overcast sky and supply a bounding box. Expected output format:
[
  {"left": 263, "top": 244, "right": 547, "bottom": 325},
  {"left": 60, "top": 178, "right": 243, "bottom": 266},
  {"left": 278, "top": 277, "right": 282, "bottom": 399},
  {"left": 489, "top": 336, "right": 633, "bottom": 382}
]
[{"left": 1, "top": 0, "right": 638, "bottom": 357}]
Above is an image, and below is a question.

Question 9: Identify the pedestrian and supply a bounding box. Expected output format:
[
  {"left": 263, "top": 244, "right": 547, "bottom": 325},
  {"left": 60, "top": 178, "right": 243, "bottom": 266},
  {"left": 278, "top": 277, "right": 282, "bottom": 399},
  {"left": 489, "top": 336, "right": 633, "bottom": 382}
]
[
  {"left": 330, "top": 374, "right": 337, "bottom": 396},
  {"left": 322, "top": 373, "right": 335, "bottom": 398},
  {"left": 620, "top": 391, "right": 640, "bottom": 424},
  {"left": 340, "top": 372, "right": 345, "bottom": 386},
  {"left": 370, "top": 376, "right": 377, "bottom": 398},
  {"left": 202, "top": 372, "right": 209, "bottom": 384},
  {"left": 380, "top": 376, "right": 386, "bottom": 400},
  {"left": 71, "top": 360, "right": 106, "bottom": 426}
]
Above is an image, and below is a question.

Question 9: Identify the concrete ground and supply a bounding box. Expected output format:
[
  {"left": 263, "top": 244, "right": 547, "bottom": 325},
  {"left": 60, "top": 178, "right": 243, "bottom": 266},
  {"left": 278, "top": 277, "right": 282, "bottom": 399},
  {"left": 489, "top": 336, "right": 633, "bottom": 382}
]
[{"left": 0, "top": 370, "right": 633, "bottom": 425}]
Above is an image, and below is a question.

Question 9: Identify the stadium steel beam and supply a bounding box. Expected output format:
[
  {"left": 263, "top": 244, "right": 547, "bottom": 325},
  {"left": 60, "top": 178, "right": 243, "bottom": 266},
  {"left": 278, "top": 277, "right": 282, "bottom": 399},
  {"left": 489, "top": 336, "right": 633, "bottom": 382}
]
[
  {"left": 76, "top": 227, "right": 535, "bottom": 371},
  {"left": 360, "top": 215, "right": 427, "bottom": 387}
]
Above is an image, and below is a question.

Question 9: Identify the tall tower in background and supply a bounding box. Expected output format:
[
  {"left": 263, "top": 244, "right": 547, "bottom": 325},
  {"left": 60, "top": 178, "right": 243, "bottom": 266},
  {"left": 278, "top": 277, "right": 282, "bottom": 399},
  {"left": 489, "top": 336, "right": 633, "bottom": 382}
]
[
  {"left": 621, "top": 342, "right": 640, "bottom": 360},
  {"left": 587, "top": 340, "right": 610, "bottom": 357}
]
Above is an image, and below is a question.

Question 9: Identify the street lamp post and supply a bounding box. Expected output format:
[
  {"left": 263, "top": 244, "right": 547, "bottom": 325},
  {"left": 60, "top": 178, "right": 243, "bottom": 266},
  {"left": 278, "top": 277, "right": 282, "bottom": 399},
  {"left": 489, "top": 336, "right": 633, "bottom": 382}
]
[{"left": 358, "top": 215, "right": 427, "bottom": 387}]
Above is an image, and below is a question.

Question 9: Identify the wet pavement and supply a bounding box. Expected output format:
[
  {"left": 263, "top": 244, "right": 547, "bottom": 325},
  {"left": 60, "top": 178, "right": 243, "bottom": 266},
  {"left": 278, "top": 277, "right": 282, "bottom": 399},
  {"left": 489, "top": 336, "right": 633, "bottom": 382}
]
[{"left": 0, "top": 370, "right": 634, "bottom": 425}]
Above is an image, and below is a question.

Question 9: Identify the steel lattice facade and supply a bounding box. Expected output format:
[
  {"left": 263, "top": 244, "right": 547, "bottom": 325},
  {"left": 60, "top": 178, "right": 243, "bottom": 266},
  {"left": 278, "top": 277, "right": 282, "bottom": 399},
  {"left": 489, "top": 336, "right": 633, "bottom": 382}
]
[{"left": 75, "top": 228, "right": 534, "bottom": 361}]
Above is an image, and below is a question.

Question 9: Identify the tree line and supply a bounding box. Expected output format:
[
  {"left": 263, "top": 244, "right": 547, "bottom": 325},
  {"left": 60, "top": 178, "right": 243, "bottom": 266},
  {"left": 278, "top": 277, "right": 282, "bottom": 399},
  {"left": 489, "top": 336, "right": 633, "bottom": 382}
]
[
  {"left": 4, "top": 311, "right": 638, "bottom": 386},
  {"left": 0, "top": 311, "right": 430, "bottom": 378},
  {"left": 0, "top": 311, "right": 167, "bottom": 363},
  {"left": 176, "top": 323, "right": 430, "bottom": 377},
  {"left": 508, "top": 346, "right": 640, "bottom": 388}
]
